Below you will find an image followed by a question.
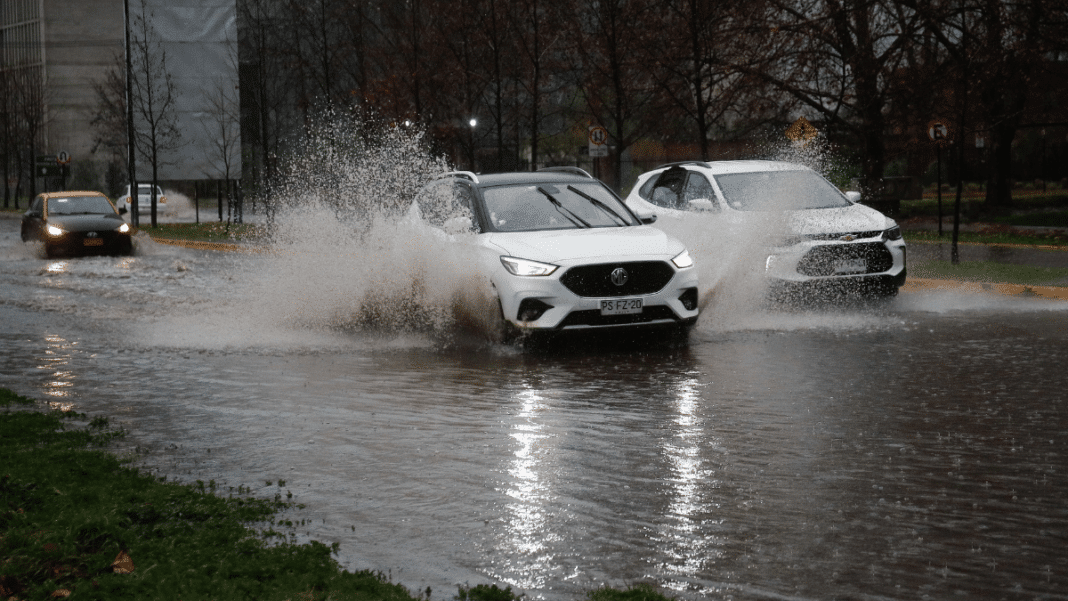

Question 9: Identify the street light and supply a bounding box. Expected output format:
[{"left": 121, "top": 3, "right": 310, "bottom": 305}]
[{"left": 468, "top": 118, "right": 477, "bottom": 171}]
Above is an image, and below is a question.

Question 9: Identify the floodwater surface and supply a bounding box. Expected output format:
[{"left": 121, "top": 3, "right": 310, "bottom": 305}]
[{"left": 1, "top": 215, "right": 1066, "bottom": 601}]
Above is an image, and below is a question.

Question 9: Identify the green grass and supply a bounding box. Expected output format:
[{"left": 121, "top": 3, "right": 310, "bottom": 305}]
[
  {"left": 909, "top": 260, "right": 1068, "bottom": 286},
  {"left": 0, "top": 388, "right": 437, "bottom": 600},
  {"left": 903, "top": 229, "right": 1068, "bottom": 247},
  {"left": 897, "top": 191, "right": 1068, "bottom": 220},
  {"left": 992, "top": 210, "right": 1068, "bottom": 228},
  {"left": 2, "top": 389, "right": 672, "bottom": 601}
]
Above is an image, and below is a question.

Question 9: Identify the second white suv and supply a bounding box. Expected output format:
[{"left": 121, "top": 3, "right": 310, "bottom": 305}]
[{"left": 624, "top": 160, "right": 906, "bottom": 298}]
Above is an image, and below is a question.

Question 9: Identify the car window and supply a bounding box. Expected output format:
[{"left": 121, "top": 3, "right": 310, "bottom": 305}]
[
  {"left": 645, "top": 167, "right": 689, "bottom": 209},
  {"left": 416, "top": 180, "right": 478, "bottom": 231},
  {"left": 483, "top": 182, "right": 637, "bottom": 232},
  {"left": 31, "top": 196, "right": 44, "bottom": 214},
  {"left": 714, "top": 170, "right": 852, "bottom": 211},
  {"left": 46, "top": 196, "right": 115, "bottom": 216}
]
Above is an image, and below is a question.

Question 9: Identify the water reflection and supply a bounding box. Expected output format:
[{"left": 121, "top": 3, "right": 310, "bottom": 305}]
[
  {"left": 503, "top": 384, "right": 554, "bottom": 589},
  {"left": 655, "top": 373, "right": 723, "bottom": 589},
  {"left": 45, "top": 261, "right": 68, "bottom": 274},
  {"left": 38, "top": 333, "right": 76, "bottom": 410}
]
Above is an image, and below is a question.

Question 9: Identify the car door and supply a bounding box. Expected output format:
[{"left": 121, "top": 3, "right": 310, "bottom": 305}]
[{"left": 21, "top": 195, "right": 46, "bottom": 241}]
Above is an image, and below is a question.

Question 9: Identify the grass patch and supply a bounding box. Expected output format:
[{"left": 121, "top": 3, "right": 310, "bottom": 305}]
[
  {"left": 0, "top": 388, "right": 434, "bottom": 600},
  {"left": 992, "top": 210, "right": 1068, "bottom": 228},
  {"left": 903, "top": 229, "right": 1068, "bottom": 247},
  {"left": 138, "top": 222, "right": 267, "bottom": 243},
  {"left": 898, "top": 192, "right": 1068, "bottom": 220},
  {"left": 910, "top": 260, "right": 1068, "bottom": 286}
]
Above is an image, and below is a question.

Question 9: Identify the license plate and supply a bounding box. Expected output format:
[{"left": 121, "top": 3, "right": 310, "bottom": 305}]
[
  {"left": 83, "top": 238, "right": 104, "bottom": 246},
  {"left": 833, "top": 258, "right": 866, "bottom": 273},
  {"left": 600, "top": 298, "right": 643, "bottom": 315}
]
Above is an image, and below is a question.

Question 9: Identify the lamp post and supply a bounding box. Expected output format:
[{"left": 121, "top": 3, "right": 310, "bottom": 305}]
[
  {"left": 123, "top": 0, "right": 138, "bottom": 227},
  {"left": 469, "top": 118, "right": 477, "bottom": 172}
]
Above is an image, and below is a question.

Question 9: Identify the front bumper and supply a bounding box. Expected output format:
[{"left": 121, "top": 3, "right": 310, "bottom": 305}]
[
  {"left": 497, "top": 260, "right": 700, "bottom": 331},
  {"left": 45, "top": 232, "right": 132, "bottom": 257},
  {"left": 765, "top": 237, "right": 906, "bottom": 287}
]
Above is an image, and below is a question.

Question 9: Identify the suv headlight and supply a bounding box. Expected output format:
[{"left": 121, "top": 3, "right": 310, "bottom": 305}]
[
  {"left": 500, "top": 256, "right": 559, "bottom": 277},
  {"left": 882, "top": 225, "right": 902, "bottom": 241},
  {"left": 671, "top": 250, "right": 694, "bottom": 269},
  {"left": 46, "top": 225, "right": 65, "bottom": 237},
  {"left": 117, "top": 223, "right": 131, "bottom": 234}
]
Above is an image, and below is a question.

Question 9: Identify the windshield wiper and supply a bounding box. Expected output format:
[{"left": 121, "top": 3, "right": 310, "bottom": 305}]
[
  {"left": 567, "top": 185, "right": 629, "bottom": 226},
  {"left": 537, "top": 187, "right": 590, "bottom": 228}
]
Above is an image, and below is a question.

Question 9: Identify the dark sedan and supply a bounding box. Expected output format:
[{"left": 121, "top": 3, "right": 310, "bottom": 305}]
[{"left": 21, "top": 191, "right": 133, "bottom": 258}]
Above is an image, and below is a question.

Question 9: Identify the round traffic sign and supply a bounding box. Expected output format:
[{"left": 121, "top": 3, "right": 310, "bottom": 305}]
[
  {"left": 927, "top": 120, "right": 951, "bottom": 146},
  {"left": 57, "top": 151, "right": 71, "bottom": 164},
  {"left": 588, "top": 126, "right": 608, "bottom": 146}
]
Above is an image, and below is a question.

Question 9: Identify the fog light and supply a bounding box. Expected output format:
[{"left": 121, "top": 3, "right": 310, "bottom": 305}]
[
  {"left": 678, "top": 288, "right": 698, "bottom": 311},
  {"left": 516, "top": 298, "right": 553, "bottom": 322}
]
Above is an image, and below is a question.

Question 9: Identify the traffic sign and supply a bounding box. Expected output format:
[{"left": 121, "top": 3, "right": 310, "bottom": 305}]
[
  {"left": 57, "top": 151, "right": 71, "bottom": 164},
  {"left": 785, "top": 116, "right": 818, "bottom": 142},
  {"left": 588, "top": 125, "right": 609, "bottom": 157},
  {"left": 927, "top": 120, "right": 951, "bottom": 146}
]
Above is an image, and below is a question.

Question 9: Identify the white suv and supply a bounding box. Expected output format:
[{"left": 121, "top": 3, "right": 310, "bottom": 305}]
[
  {"left": 117, "top": 184, "right": 167, "bottom": 211},
  {"left": 412, "top": 168, "right": 700, "bottom": 338},
  {"left": 625, "top": 160, "right": 906, "bottom": 298}
]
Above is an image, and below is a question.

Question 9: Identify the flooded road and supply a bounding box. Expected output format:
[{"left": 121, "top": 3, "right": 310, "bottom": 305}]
[{"left": 2, "top": 215, "right": 1066, "bottom": 600}]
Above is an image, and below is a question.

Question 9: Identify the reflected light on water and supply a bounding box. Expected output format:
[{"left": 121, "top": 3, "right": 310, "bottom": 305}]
[
  {"left": 656, "top": 374, "right": 723, "bottom": 587},
  {"left": 503, "top": 385, "right": 554, "bottom": 589},
  {"left": 45, "top": 261, "right": 69, "bottom": 274},
  {"left": 37, "top": 334, "right": 76, "bottom": 403}
]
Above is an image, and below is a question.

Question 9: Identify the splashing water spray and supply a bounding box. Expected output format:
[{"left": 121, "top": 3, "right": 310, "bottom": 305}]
[{"left": 241, "top": 112, "right": 503, "bottom": 343}]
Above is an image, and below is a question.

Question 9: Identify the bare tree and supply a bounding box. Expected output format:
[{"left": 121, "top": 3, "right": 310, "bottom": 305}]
[
  {"left": 199, "top": 43, "right": 242, "bottom": 224},
  {"left": 130, "top": 0, "right": 182, "bottom": 227},
  {"left": 568, "top": 0, "right": 663, "bottom": 188}
]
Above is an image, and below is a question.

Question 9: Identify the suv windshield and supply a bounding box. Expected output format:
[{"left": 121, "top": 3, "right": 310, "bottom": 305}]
[
  {"left": 482, "top": 182, "right": 637, "bottom": 232},
  {"left": 714, "top": 170, "right": 852, "bottom": 211},
  {"left": 47, "top": 196, "right": 115, "bottom": 215}
]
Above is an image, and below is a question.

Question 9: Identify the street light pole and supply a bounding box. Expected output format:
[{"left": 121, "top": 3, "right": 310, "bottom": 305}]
[
  {"left": 469, "top": 118, "right": 477, "bottom": 172},
  {"left": 124, "top": 0, "right": 139, "bottom": 227}
]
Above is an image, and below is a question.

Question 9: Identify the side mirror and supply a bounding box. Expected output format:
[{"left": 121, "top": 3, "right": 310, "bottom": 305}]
[
  {"left": 687, "top": 198, "right": 717, "bottom": 212},
  {"left": 118, "top": 206, "right": 128, "bottom": 215},
  {"left": 637, "top": 212, "right": 657, "bottom": 225},
  {"left": 845, "top": 191, "right": 862, "bottom": 203}
]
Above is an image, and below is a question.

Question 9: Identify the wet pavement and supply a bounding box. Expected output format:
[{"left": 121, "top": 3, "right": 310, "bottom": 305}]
[{"left": 1, "top": 214, "right": 1066, "bottom": 600}]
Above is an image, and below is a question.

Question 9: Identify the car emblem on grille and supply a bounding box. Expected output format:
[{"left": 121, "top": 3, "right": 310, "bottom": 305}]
[
  {"left": 610, "top": 267, "right": 629, "bottom": 286},
  {"left": 839, "top": 234, "right": 856, "bottom": 241},
  {"left": 86, "top": 232, "right": 99, "bottom": 238}
]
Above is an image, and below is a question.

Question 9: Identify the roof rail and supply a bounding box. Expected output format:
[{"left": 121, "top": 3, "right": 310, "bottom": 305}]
[
  {"left": 656, "top": 161, "right": 712, "bottom": 169},
  {"left": 537, "top": 166, "right": 593, "bottom": 178},
  {"left": 442, "top": 170, "right": 480, "bottom": 184}
]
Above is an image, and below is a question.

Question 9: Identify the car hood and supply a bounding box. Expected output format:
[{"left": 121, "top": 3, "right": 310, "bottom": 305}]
[
  {"left": 786, "top": 203, "right": 892, "bottom": 235},
  {"left": 47, "top": 214, "right": 125, "bottom": 232},
  {"left": 483, "top": 226, "right": 685, "bottom": 264}
]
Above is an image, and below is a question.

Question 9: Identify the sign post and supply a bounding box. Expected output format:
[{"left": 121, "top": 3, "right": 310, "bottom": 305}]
[
  {"left": 927, "top": 120, "right": 951, "bottom": 237},
  {"left": 588, "top": 125, "right": 609, "bottom": 157}
]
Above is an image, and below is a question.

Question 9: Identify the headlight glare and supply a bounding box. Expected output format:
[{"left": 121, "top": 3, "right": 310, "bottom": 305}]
[
  {"left": 500, "top": 256, "right": 558, "bottom": 277},
  {"left": 672, "top": 250, "right": 694, "bottom": 269},
  {"left": 46, "top": 225, "right": 64, "bottom": 237},
  {"left": 118, "top": 223, "right": 131, "bottom": 234}
]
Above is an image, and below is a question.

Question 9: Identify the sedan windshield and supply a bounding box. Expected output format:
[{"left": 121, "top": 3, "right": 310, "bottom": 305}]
[
  {"left": 46, "top": 196, "right": 116, "bottom": 215},
  {"left": 714, "top": 170, "right": 853, "bottom": 211},
  {"left": 482, "top": 183, "right": 638, "bottom": 232}
]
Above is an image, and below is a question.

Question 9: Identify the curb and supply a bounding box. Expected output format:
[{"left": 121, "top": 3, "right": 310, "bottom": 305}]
[
  {"left": 148, "top": 237, "right": 267, "bottom": 253},
  {"left": 902, "top": 277, "right": 1068, "bottom": 301}
]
